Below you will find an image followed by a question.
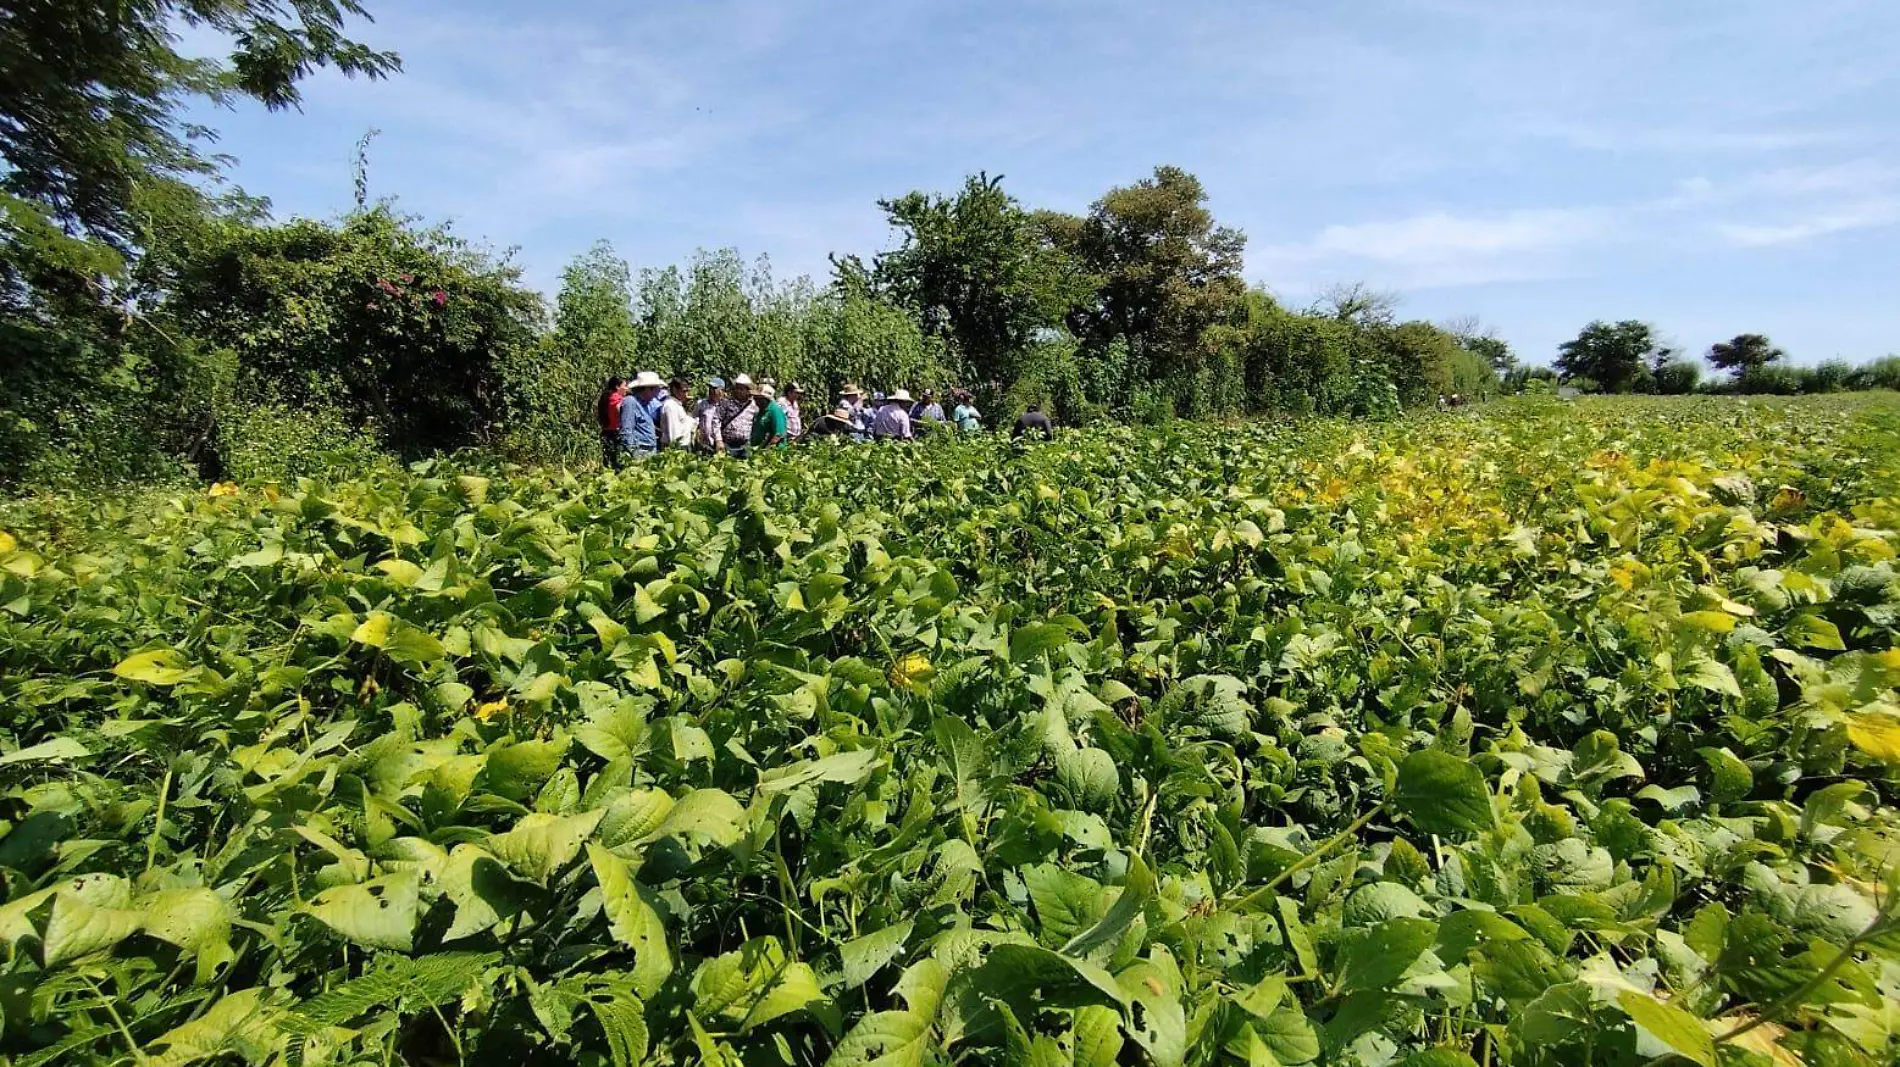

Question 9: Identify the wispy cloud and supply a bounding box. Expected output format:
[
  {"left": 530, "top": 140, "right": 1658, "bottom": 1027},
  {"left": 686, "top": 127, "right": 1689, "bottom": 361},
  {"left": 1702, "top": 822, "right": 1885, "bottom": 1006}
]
[{"left": 1716, "top": 199, "right": 1900, "bottom": 247}]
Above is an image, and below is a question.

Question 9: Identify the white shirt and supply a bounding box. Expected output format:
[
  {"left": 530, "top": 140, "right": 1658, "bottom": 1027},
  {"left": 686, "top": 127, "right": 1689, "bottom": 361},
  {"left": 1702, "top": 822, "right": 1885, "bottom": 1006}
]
[{"left": 658, "top": 396, "right": 695, "bottom": 449}]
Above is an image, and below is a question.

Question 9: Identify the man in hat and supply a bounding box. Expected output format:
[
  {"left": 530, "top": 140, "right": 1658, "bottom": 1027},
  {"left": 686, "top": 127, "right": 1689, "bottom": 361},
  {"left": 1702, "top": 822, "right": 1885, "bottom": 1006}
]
[
  {"left": 750, "top": 383, "right": 789, "bottom": 451},
  {"left": 910, "top": 388, "right": 945, "bottom": 427},
  {"left": 1012, "top": 402, "right": 1055, "bottom": 442},
  {"left": 782, "top": 382, "right": 806, "bottom": 439},
  {"left": 873, "top": 389, "right": 915, "bottom": 441},
  {"left": 806, "top": 406, "right": 856, "bottom": 439},
  {"left": 839, "top": 384, "right": 874, "bottom": 442},
  {"left": 696, "top": 377, "right": 726, "bottom": 454},
  {"left": 618, "top": 371, "right": 665, "bottom": 457},
  {"left": 715, "top": 374, "right": 757, "bottom": 458},
  {"left": 658, "top": 378, "right": 695, "bottom": 450}
]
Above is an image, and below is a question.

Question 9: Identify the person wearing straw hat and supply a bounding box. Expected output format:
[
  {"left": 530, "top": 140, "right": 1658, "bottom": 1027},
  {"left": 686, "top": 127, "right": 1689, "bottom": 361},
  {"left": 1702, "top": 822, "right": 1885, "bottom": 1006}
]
[
  {"left": 873, "top": 389, "right": 915, "bottom": 441},
  {"left": 618, "top": 371, "right": 665, "bottom": 457},
  {"left": 805, "top": 406, "right": 856, "bottom": 439},
  {"left": 838, "top": 383, "right": 872, "bottom": 442},
  {"left": 716, "top": 374, "right": 757, "bottom": 458},
  {"left": 750, "top": 382, "right": 789, "bottom": 451}
]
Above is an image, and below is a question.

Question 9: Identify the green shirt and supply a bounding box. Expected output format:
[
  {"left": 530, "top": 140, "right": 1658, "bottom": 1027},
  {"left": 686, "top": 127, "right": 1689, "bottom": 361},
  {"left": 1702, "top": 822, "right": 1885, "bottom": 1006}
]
[{"left": 750, "top": 401, "right": 788, "bottom": 447}]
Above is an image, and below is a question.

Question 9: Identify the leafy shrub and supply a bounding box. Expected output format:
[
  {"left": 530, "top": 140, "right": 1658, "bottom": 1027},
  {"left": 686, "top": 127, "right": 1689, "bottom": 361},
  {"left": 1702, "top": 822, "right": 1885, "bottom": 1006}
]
[{"left": 215, "top": 398, "right": 390, "bottom": 484}]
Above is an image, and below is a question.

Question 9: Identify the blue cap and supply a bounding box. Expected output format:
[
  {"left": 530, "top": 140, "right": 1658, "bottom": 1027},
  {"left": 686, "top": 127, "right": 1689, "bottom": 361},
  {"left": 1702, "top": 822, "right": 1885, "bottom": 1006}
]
[{"left": 707, "top": 376, "right": 726, "bottom": 389}]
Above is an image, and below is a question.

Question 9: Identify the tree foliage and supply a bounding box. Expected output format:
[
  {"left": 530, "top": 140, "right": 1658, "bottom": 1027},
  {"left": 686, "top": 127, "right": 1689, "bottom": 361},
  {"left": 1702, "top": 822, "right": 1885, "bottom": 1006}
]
[
  {"left": 1708, "top": 333, "right": 1786, "bottom": 378},
  {"left": 1556, "top": 320, "right": 1663, "bottom": 394}
]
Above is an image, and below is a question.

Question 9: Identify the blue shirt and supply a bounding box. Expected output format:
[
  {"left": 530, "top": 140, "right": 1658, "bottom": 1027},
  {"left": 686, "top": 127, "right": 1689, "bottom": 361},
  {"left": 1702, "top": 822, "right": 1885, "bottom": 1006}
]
[{"left": 619, "top": 393, "right": 658, "bottom": 452}]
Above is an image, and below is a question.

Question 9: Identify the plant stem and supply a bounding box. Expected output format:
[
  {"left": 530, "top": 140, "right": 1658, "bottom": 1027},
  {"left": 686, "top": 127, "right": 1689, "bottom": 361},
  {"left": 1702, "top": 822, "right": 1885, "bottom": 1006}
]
[
  {"left": 1714, "top": 914, "right": 1897, "bottom": 1044},
  {"left": 1225, "top": 804, "right": 1384, "bottom": 912},
  {"left": 145, "top": 767, "right": 173, "bottom": 874},
  {"left": 81, "top": 974, "right": 144, "bottom": 1065}
]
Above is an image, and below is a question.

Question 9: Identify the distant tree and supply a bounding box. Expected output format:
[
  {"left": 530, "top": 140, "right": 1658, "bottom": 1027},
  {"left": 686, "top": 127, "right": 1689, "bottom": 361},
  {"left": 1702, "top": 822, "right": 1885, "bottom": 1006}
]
[
  {"left": 1370, "top": 321, "right": 1460, "bottom": 406},
  {"left": 1441, "top": 316, "right": 1516, "bottom": 373},
  {"left": 1708, "top": 333, "right": 1786, "bottom": 379},
  {"left": 1316, "top": 283, "right": 1400, "bottom": 329},
  {"left": 1556, "top": 320, "right": 1660, "bottom": 394},
  {"left": 1048, "top": 166, "right": 1248, "bottom": 368},
  {"left": 873, "top": 172, "right": 1085, "bottom": 386}
]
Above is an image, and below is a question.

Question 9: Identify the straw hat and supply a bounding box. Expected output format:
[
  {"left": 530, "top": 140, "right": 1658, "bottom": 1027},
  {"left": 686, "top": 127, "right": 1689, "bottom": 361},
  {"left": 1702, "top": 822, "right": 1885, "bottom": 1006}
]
[
  {"left": 823, "top": 407, "right": 853, "bottom": 429},
  {"left": 839, "top": 383, "right": 863, "bottom": 397},
  {"left": 732, "top": 373, "right": 754, "bottom": 387},
  {"left": 629, "top": 371, "right": 665, "bottom": 389},
  {"left": 757, "top": 383, "right": 776, "bottom": 399},
  {"left": 886, "top": 388, "right": 914, "bottom": 404}
]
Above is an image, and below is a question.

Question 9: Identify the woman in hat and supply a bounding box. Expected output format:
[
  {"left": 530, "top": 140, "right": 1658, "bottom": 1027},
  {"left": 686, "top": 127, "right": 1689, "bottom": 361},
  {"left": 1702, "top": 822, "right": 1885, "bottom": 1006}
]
[{"left": 873, "top": 389, "right": 915, "bottom": 441}]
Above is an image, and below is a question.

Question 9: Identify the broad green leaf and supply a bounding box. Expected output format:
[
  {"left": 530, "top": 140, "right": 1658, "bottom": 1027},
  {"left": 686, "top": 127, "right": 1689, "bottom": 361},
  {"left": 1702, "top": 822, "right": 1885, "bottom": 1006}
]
[
  {"left": 376, "top": 559, "right": 425, "bottom": 586},
  {"left": 303, "top": 872, "right": 420, "bottom": 952},
  {"left": 1396, "top": 1050, "right": 1480, "bottom": 1067},
  {"left": 1010, "top": 622, "right": 1075, "bottom": 663},
  {"left": 649, "top": 788, "right": 746, "bottom": 846},
  {"left": 144, "top": 987, "right": 280, "bottom": 1067},
  {"left": 1698, "top": 747, "right": 1754, "bottom": 801},
  {"left": 588, "top": 843, "right": 672, "bottom": 996},
  {"left": 1061, "top": 852, "right": 1154, "bottom": 959},
  {"left": 1395, "top": 749, "right": 1496, "bottom": 836},
  {"left": 597, "top": 788, "right": 676, "bottom": 851},
  {"left": 143, "top": 887, "right": 236, "bottom": 982},
  {"left": 487, "top": 810, "right": 604, "bottom": 882},
  {"left": 480, "top": 736, "right": 568, "bottom": 802},
  {"left": 1787, "top": 614, "right": 1847, "bottom": 651},
  {"left": 1681, "top": 657, "right": 1741, "bottom": 698},
  {"left": 825, "top": 959, "right": 947, "bottom": 1067},
  {"left": 1336, "top": 917, "right": 1437, "bottom": 995},
  {"left": 0, "top": 737, "right": 89, "bottom": 764},
  {"left": 841, "top": 920, "right": 913, "bottom": 990},
  {"left": 757, "top": 749, "right": 881, "bottom": 795},
  {"left": 1616, "top": 990, "right": 1715, "bottom": 1067},
  {"left": 42, "top": 874, "right": 141, "bottom": 966}
]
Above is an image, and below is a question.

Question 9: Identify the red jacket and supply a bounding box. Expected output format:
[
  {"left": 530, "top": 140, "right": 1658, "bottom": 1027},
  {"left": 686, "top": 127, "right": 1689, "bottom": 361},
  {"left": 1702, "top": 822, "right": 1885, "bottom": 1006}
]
[{"left": 599, "top": 389, "right": 625, "bottom": 433}]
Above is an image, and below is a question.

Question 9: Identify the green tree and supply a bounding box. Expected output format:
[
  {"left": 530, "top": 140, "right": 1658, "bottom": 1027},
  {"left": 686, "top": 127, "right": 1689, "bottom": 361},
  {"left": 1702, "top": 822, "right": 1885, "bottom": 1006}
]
[
  {"left": 1708, "top": 333, "right": 1786, "bottom": 380},
  {"left": 1556, "top": 320, "right": 1661, "bottom": 394},
  {"left": 1368, "top": 321, "right": 1460, "bottom": 407},
  {"left": 0, "top": 0, "right": 396, "bottom": 255},
  {"left": 1048, "top": 166, "right": 1248, "bottom": 396},
  {"left": 872, "top": 172, "right": 1084, "bottom": 386},
  {"left": 503, "top": 241, "right": 636, "bottom": 464}
]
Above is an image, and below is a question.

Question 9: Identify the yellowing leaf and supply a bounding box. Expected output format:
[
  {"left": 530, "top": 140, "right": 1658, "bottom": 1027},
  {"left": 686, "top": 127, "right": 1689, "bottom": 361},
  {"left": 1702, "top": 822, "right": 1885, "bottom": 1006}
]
[
  {"left": 1846, "top": 711, "right": 1900, "bottom": 763},
  {"left": 113, "top": 648, "right": 191, "bottom": 686},
  {"left": 351, "top": 611, "right": 393, "bottom": 649},
  {"left": 0, "top": 531, "right": 15, "bottom": 553}
]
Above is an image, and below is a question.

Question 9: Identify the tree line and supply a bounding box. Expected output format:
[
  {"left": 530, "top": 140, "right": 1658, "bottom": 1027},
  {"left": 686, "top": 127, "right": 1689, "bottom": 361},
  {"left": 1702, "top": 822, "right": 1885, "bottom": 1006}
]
[
  {"left": 0, "top": 2, "right": 1892, "bottom": 489},
  {"left": 1527, "top": 321, "right": 1900, "bottom": 397}
]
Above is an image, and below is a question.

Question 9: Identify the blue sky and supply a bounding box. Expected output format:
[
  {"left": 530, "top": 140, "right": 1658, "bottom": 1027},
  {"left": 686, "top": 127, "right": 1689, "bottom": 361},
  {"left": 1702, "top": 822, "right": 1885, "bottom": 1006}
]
[{"left": 187, "top": 0, "right": 1900, "bottom": 366}]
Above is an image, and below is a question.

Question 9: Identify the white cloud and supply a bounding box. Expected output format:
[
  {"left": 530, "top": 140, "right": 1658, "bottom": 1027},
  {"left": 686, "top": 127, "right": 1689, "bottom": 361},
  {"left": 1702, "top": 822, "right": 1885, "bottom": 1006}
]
[
  {"left": 1304, "top": 209, "right": 1609, "bottom": 262},
  {"left": 1715, "top": 199, "right": 1900, "bottom": 247}
]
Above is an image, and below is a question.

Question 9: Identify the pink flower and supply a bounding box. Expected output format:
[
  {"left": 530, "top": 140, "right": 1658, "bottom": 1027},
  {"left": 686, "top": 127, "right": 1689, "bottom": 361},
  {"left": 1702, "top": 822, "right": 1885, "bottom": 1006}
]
[
  {"left": 400, "top": 273, "right": 414, "bottom": 284},
  {"left": 431, "top": 290, "right": 448, "bottom": 307}
]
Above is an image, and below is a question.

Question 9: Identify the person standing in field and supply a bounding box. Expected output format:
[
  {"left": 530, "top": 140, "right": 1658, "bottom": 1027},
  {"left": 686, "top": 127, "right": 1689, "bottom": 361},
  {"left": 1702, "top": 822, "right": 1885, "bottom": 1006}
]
[
  {"left": 619, "top": 372, "right": 665, "bottom": 457},
  {"left": 696, "top": 377, "right": 726, "bottom": 454},
  {"left": 751, "top": 383, "right": 789, "bottom": 451},
  {"left": 910, "top": 389, "right": 945, "bottom": 432},
  {"left": 839, "top": 384, "right": 873, "bottom": 442},
  {"left": 1013, "top": 402, "right": 1054, "bottom": 441},
  {"left": 782, "top": 382, "right": 805, "bottom": 439},
  {"left": 597, "top": 376, "right": 627, "bottom": 468},
  {"left": 951, "top": 389, "right": 982, "bottom": 433},
  {"left": 658, "top": 378, "right": 695, "bottom": 450},
  {"left": 717, "top": 375, "right": 757, "bottom": 458},
  {"left": 874, "top": 389, "right": 915, "bottom": 441}
]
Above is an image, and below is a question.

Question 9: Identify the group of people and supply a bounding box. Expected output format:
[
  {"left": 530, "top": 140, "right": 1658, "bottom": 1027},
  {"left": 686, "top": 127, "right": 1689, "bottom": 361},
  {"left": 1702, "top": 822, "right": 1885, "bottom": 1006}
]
[{"left": 595, "top": 373, "right": 1052, "bottom": 465}]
